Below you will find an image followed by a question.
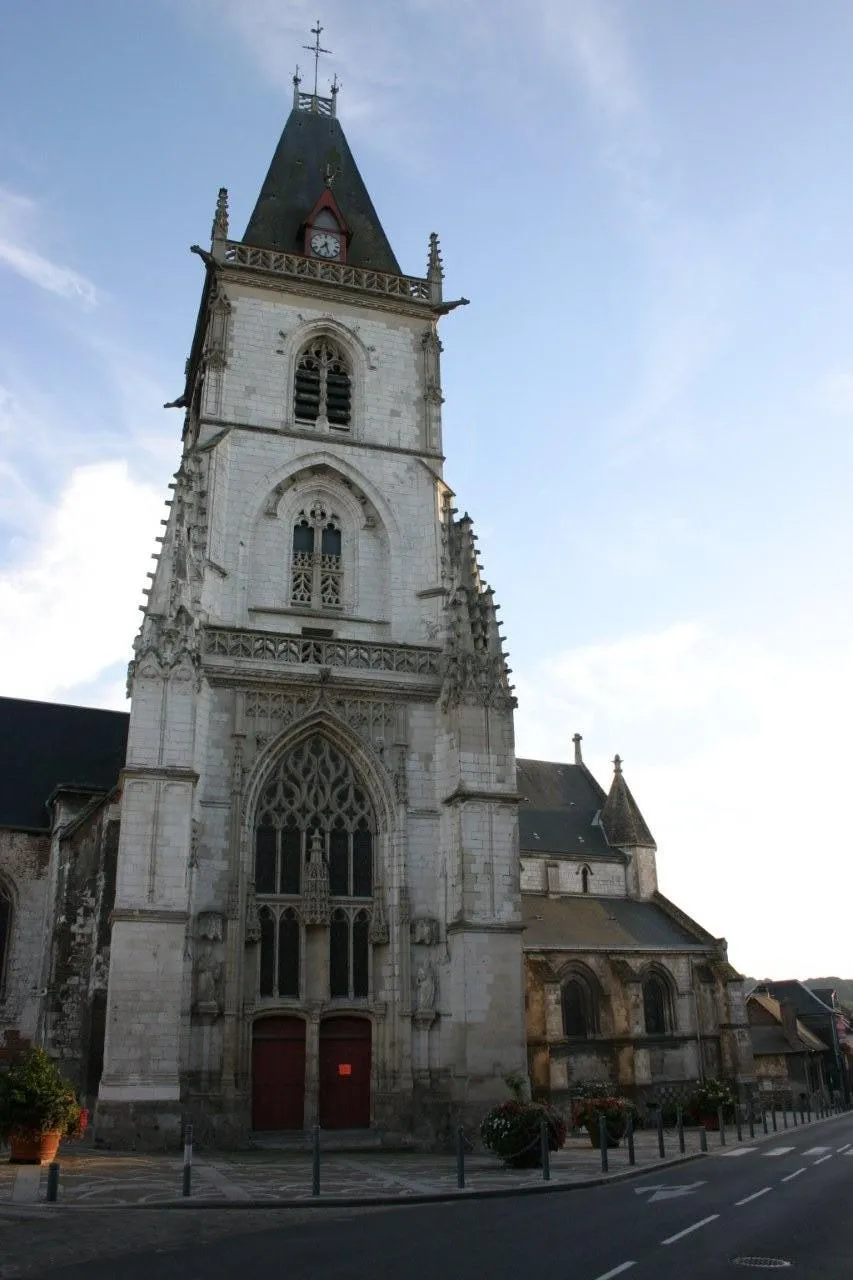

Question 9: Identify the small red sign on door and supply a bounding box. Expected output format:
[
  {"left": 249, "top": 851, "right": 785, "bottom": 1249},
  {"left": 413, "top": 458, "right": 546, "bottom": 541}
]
[{"left": 338, "top": 1063, "right": 352, "bottom": 1076}]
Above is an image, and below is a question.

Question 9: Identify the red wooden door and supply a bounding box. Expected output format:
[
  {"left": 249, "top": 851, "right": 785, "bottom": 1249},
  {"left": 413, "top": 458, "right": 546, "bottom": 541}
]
[
  {"left": 252, "top": 1016, "right": 306, "bottom": 1131},
  {"left": 318, "top": 1016, "right": 371, "bottom": 1129}
]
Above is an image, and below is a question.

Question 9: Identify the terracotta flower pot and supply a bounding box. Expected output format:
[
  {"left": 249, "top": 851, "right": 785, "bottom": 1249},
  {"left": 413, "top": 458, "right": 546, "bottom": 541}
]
[
  {"left": 8, "top": 1130, "right": 63, "bottom": 1164},
  {"left": 586, "top": 1122, "right": 622, "bottom": 1149}
]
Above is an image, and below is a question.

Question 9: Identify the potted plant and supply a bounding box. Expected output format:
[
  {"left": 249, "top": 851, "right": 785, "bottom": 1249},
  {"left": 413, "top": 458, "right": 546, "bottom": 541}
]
[
  {"left": 689, "top": 1077, "right": 735, "bottom": 1130},
  {"left": 0, "top": 1048, "right": 84, "bottom": 1164},
  {"left": 573, "top": 1095, "right": 635, "bottom": 1148},
  {"left": 480, "top": 1075, "right": 568, "bottom": 1168}
]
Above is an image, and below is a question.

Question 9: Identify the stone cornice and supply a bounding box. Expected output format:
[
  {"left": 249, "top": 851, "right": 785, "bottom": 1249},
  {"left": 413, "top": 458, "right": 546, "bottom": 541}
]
[
  {"left": 199, "top": 415, "right": 445, "bottom": 464},
  {"left": 111, "top": 908, "right": 190, "bottom": 924},
  {"left": 441, "top": 786, "right": 521, "bottom": 806},
  {"left": 446, "top": 920, "right": 525, "bottom": 935},
  {"left": 121, "top": 766, "right": 200, "bottom": 783}
]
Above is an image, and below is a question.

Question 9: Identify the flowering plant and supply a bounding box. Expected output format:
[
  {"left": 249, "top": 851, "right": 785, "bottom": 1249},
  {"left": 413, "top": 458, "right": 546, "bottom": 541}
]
[
  {"left": 0, "top": 1048, "right": 83, "bottom": 1141},
  {"left": 480, "top": 1100, "right": 567, "bottom": 1168},
  {"left": 690, "top": 1077, "right": 735, "bottom": 1121},
  {"left": 572, "top": 1095, "right": 635, "bottom": 1133}
]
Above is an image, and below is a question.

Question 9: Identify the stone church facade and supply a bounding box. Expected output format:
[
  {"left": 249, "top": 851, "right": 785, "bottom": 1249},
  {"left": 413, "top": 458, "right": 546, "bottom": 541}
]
[{"left": 0, "top": 75, "right": 754, "bottom": 1146}]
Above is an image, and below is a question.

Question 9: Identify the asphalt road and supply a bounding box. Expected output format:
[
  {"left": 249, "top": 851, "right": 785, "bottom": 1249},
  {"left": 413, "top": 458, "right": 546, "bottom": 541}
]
[{"left": 21, "top": 1113, "right": 853, "bottom": 1279}]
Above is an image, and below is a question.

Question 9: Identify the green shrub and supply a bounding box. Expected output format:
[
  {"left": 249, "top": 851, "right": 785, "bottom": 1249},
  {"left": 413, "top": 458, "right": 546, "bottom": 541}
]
[{"left": 0, "top": 1048, "right": 83, "bottom": 1140}]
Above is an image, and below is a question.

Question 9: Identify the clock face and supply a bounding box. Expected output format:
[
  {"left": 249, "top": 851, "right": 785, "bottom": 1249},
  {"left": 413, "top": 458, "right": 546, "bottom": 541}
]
[{"left": 310, "top": 230, "right": 341, "bottom": 259}]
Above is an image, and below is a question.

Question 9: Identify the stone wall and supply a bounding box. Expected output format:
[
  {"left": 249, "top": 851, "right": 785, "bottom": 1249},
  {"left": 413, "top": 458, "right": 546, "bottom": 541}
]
[{"left": 0, "top": 829, "right": 50, "bottom": 1058}]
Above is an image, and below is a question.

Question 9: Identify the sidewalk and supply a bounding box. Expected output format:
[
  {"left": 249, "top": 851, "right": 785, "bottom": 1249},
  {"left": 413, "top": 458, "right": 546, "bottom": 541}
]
[{"left": 0, "top": 1110, "right": 843, "bottom": 1211}]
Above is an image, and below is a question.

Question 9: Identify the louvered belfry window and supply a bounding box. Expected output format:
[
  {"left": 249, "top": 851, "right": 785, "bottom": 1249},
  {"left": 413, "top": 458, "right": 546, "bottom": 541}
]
[
  {"left": 294, "top": 337, "right": 351, "bottom": 428},
  {"left": 290, "top": 503, "right": 342, "bottom": 610}
]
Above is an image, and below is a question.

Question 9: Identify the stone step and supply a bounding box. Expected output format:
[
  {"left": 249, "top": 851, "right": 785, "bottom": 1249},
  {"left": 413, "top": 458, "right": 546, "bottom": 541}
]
[{"left": 249, "top": 1128, "right": 413, "bottom": 1153}]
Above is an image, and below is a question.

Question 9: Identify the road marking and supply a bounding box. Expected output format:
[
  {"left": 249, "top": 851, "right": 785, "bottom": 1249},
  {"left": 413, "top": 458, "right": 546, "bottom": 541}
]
[
  {"left": 812, "top": 1154, "right": 833, "bottom": 1166},
  {"left": 591, "top": 1264, "right": 636, "bottom": 1280},
  {"left": 781, "top": 1168, "right": 806, "bottom": 1182},
  {"left": 837, "top": 1144, "right": 850, "bottom": 1153},
  {"left": 662, "top": 1214, "right": 720, "bottom": 1245},
  {"left": 803, "top": 1146, "right": 829, "bottom": 1156},
  {"left": 634, "top": 1181, "right": 705, "bottom": 1201},
  {"left": 721, "top": 1147, "right": 755, "bottom": 1157},
  {"left": 763, "top": 1146, "right": 794, "bottom": 1157},
  {"left": 736, "top": 1186, "right": 772, "bottom": 1205}
]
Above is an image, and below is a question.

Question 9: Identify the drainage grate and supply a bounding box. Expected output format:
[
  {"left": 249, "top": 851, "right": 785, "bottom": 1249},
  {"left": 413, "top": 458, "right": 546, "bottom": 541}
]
[{"left": 731, "top": 1260, "right": 792, "bottom": 1270}]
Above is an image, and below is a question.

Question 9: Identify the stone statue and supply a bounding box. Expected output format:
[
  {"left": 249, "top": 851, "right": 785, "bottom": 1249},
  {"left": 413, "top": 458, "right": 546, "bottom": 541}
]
[
  {"left": 415, "top": 963, "right": 436, "bottom": 1013},
  {"left": 196, "top": 952, "right": 222, "bottom": 1011}
]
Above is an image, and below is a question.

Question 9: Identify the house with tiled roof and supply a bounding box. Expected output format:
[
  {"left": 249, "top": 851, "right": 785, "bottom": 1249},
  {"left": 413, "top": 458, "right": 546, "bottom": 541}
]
[
  {"left": 522, "top": 739, "right": 755, "bottom": 1111},
  {"left": 746, "top": 990, "right": 829, "bottom": 1103}
]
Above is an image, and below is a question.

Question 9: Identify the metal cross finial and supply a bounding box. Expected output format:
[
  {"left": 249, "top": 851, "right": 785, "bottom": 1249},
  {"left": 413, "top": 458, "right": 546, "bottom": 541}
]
[
  {"left": 613, "top": 754, "right": 623, "bottom": 774},
  {"left": 303, "top": 19, "right": 331, "bottom": 98}
]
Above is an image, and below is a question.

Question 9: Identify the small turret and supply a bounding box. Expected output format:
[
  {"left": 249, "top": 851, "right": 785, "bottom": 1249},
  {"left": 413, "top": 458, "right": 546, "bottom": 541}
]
[{"left": 601, "top": 754, "right": 658, "bottom": 898}]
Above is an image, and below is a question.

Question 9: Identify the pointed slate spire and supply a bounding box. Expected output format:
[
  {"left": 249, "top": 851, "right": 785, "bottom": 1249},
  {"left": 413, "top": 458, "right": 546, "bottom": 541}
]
[
  {"left": 242, "top": 103, "right": 401, "bottom": 272},
  {"left": 600, "top": 755, "right": 656, "bottom": 849}
]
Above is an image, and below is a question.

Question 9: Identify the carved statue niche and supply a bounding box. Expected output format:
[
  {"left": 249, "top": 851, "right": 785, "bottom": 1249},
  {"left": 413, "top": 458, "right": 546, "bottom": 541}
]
[
  {"left": 414, "top": 963, "right": 437, "bottom": 1013},
  {"left": 410, "top": 917, "right": 439, "bottom": 947},
  {"left": 195, "top": 910, "right": 225, "bottom": 1017}
]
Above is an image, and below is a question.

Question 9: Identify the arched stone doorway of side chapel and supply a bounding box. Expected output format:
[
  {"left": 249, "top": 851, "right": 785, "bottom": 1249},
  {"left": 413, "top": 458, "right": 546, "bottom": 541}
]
[
  {"left": 318, "top": 1016, "right": 372, "bottom": 1129},
  {"left": 252, "top": 1016, "right": 307, "bottom": 1131}
]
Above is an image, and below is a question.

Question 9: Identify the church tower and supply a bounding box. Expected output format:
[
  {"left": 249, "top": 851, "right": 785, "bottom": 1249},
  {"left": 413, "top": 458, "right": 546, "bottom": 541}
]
[{"left": 96, "top": 62, "right": 525, "bottom": 1145}]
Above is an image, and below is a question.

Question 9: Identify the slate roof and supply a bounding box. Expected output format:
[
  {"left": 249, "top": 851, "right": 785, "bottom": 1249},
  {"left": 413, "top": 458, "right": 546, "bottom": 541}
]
[
  {"left": 748, "top": 993, "right": 827, "bottom": 1054},
  {"left": 516, "top": 758, "right": 612, "bottom": 858},
  {"left": 521, "top": 894, "right": 710, "bottom": 952},
  {"left": 243, "top": 108, "right": 401, "bottom": 272},
  {"left": 601, "top": 763, "right": 656, "bottom": 848},
  {"left": 0, "top": 697, "right": 128, "bottom": 832},
  {"left": 754, "top": 981, "right": 836, "bottom": 1018}
]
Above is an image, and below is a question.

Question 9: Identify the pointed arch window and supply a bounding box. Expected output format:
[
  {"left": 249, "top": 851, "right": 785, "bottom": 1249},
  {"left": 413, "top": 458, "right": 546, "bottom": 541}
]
[
  {"left": 294, "top": 336, "right": 351, "bottom": 429},
  {"left": 642, "top": 973, "right": 670, "bottom": 1035},
  {"left": 0, "top": 880, "right": 11, "bottom": 996},
  {"left": 290, "top": 502, "right": 343, "bottom": 610},
  {"left": 330, "top": 907, "right": 370, "bottom": 1000},
  {"left": 253, "top": 735, "right": 377, "bottom": 1002},
  {"left": 258, "top": 905, "right": 301, "bottom": 999},
  {"left": 562, "top": 973, "right": 598, "bottom": 1038}
]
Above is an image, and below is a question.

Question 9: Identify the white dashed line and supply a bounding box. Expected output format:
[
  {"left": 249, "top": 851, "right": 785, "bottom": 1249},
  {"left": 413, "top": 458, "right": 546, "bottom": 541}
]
[
  {"left": 763, "top": 1147, "right": 794, "bottom": 1158},
  {"left": 812, "top": 1154, "right": 833, "bottom": 1166},
  {"left": 592, "top": 1264, "right": 636, "bottom": 1280},
  {"left": 662, "top": 1215, "right": 720, "bottom": 1245},
  {"left": 721, "top": 1147, "right": 755, "bottom": 1157},
  {"left": 781, "top": 1168, "right": 806, "bottom": 1182},
  {"left": 837, "top": 1144, "right": 850, "bottom": 1153},
  {"left": 803, "top": 1147, "right": 830, "bottom": 1156},
  {"left": 736, "top": 1186, "right": 772, "bottom": 1206}
]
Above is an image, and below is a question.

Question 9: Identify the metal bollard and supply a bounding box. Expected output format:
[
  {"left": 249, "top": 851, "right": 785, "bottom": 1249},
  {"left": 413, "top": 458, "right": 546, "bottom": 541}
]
[
  {"left": 657, "top": 1109, "right": 665, "bottom": 1159},
  {"left": 762, "top": 1109, "right": 768, "bottom": 1135},
  {"left": 718, "top": 1106, "right": 726, "bottom": 1146},
  {"left": 598, "top": 1115, "right": 608, "bottom": 1173},
  {"left": 182, "top": 1123, "right": 193, "bottom": 1198},
  {"left": 807, "top": 1100, "right": 812, "bottom": 1124},
  {"left": 46, "top": 1162, "right": 60, "bottom": 1203},
  {"left": 456, "top": 1126, "right": 465, "bottom": 1190},
  {"left": 800, "top": 1102, "right": 806, "bottom": 1126},
  {"left": 700, "top": 1126, "right": 708, "bottom": 1153},
  {"left": 793, "top": 1104, "right": 799, "bottom": 1126},
  {"left": 677, "top": 1106, "right": 685, "bottom": 1154},
  {"left": 772, "top": 1104, "right": 777, "bottom": 1132},
  {"left": 748, "top": 1109, "right": 755, "bottom": 1140},
  {"left": 736, "top": 1106, "right": 743, "bottom": 1143},
  {"left": 312, "top": 1124, "right": 321, "bottom": 1197},
  {"left": 782, "top": 1105, "right": 788, "bottom": 1130},
  {"left": 627, "top": 1113, "right": 635, "bottom": 1166},
  {"left": 540, "top": 1117, "right": 551, "bottom": 1181}
]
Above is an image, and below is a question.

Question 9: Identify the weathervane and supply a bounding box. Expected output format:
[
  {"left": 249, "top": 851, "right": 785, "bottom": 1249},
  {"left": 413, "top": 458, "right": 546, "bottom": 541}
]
[{"left": 303, "top": 20, "right": 331, "bottom": 99}]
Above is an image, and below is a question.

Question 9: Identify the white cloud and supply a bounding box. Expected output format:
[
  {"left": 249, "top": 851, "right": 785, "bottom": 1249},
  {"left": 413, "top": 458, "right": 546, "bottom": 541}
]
[
  {"left": 817, "top": 369, "right": 853, "bottom": 416},
  {"left": 515, "top": 623, "right": 853, "bottom": 978},
  {"left": 0, "top": 187, "right": 98, "bottom": 305},
  {"left": 0, "top": 461, "right": 164, "bottom": 703},
  {"left": 538, "top": 0, "right": 643, "bottom": 121}
]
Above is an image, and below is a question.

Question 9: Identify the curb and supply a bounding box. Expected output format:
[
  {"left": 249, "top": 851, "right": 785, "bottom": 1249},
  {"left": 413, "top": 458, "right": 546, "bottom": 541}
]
[{"left": 0, "top": 1151, "right": 706, "bottom": 1214}]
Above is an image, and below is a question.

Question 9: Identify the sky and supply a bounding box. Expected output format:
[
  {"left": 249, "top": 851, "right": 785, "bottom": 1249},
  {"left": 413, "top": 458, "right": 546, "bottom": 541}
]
[{"left": 1, "top": 1, "right": 852, "bottom": 981}]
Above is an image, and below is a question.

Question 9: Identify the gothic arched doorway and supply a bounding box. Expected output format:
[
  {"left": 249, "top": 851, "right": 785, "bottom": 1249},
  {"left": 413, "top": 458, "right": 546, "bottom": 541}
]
[
  {"left": 252, "top": 1016, "right": 306, "bottom": 1131},
  {"left": 318, "top": 1016, "right": 371, "bottom": 1129}
]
